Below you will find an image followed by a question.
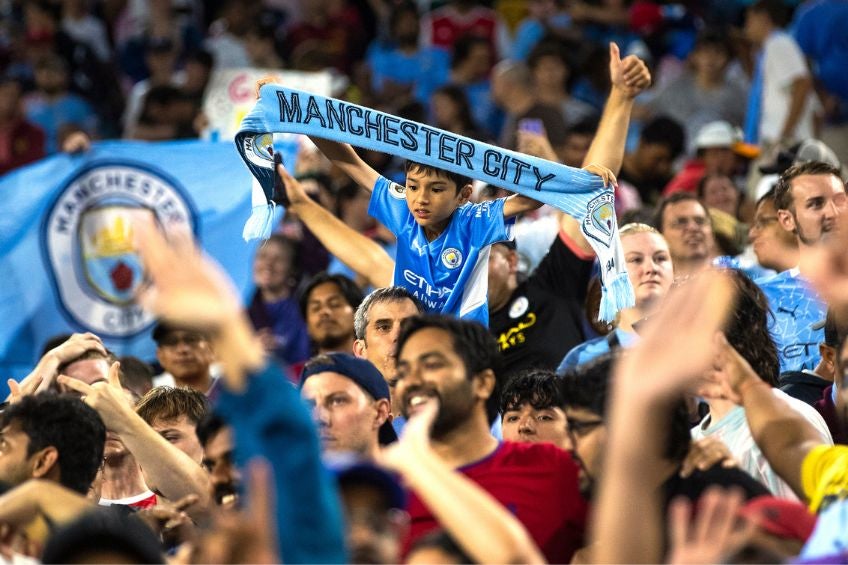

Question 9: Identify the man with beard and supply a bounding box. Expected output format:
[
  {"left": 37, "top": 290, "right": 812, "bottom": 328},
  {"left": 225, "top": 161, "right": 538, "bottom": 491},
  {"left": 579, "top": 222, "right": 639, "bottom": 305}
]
[
  {"left": 759, "top": 161, "right": 847, "bottom": 372},
  {"left": 394, "top": 315, "right": 587, "bottom": 563},
  {"left": 655, "top": 192, "right": 717, "bottom": 279},
  {"left": 298, "top": 273, "right": 364, "bottom": 376},
  {"left": 196, "top": 413, "right": 240, "bottom": 508},
  {"left": 0, "top": 393, "right": 104, "bottom": 495}
]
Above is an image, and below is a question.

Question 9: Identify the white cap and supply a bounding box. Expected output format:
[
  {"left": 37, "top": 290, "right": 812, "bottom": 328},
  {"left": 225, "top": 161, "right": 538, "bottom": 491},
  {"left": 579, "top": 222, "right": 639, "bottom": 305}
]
[{"left": 694, "top": 121, "right": 743, "bottom": 150}]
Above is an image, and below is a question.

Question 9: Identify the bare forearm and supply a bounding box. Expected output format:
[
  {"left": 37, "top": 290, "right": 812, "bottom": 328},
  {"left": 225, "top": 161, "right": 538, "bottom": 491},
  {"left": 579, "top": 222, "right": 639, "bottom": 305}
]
[
  {"left": 504, "top": 194, "right": 543, "bottom": 218},
  {"left": 592, "top": 392, "right": 668, "bottom": 563},
  {"left": 399, "top": 448, "right": 545, "bottom": 564},
  {"left": 582, "top": 89, "right": 633, "bottom": 176},
  {"left": 740, "top": 381, "right": 820, "bottom": 499},
  {"left": 116, "top": 415, "right": 212, "bottom": 509},
  {"left": 780, "top": 76, "right": 812, "bottom": 140},
  {"left": 308, "top": 136, "right": 379, "bottom": 192},
  {"left": 291, "top": 200, "right": 394, "bottom": 288}
]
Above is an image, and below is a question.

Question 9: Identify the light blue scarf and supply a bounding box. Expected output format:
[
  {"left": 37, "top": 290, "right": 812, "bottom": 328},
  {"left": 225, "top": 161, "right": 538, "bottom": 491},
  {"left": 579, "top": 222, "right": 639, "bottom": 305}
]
[{"left": 235, "top": 84, "right": 634, "bottom": 321}]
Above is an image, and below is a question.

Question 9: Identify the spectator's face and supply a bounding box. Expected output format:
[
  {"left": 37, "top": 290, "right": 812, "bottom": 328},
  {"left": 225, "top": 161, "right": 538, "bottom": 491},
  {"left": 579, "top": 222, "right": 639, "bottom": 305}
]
[
  {"left": 396, "top": 327, "right": 479, "bottom": 438},
  {"left": 622, "top": 231, "right": 673, "bottom": 308},
  {"left": 253, "top": 239, "right": 294, "bottom": 293},
  {"left": 749, "top": 198, "right": 796, "bottom": 270},
  {"left": 34, "top": 65, "right": 66, "bottom": 95},
  {"left": 661, "top": 200, "right": 714, "bottom": 264},
  {"left": 0, "top": 421, "right": 36, "bottom": 487},
  {"left": 155, "top": 331, "right": 215, "bottom": 383},
  {"left": 564, "top": 407, "right": 607, "bottom": 498},
  {"left": 778, "top": 174, "right": 848, "bottom": 246},
  {"left": 305, "top": 282, "right": 356, "bottom": 349},
  {"left": 0, "top": 82, "right": 21, "bottom": 121},
  {"left": 744, "top": 9, "right": 771, "bottom": 45},
  {"left": 356, "top": 299, "right": 420, "bottom": 381},
  {"left": 60, "top": 358, "right": 109, "bottom": 392},
  {"left": 404, "top": 168, "right": 467, "bottom": 234},
  {"left": 562, "top": 133, "right": 593, "bottom": 168},
  {"left": 634, "top": 142, "right": 674, "bottom": 180},
  {"left": 202, "top": 427, "right": 240, "bottom": 508},
  {"left": 391, "top": 10, "right": 419, "bottom": 46},
  {"left": 701, "top": 175, "right": 739, "bottom": 217},
  {"left": 301, "top": 372, "right": 381, "bottom": 456},
  {"left": 151, "top": 416, "right": 204, "bottom": 464},
  {"left": 532, "top": 55, "right": 568, "bottom": 90},
  {"left": 701, "top": 147, "right": 737, "bottom": 177},
  {"left": 465, "top": 43, "right": 492, "bottom": 81},
  {"left": 341, "top": 484, "right": 404, "bottom": 564},
  {"left": 502, "top": 403, "right": 571, "bottom": 449},
  {"left": 431, "top": 92, "right": 460, "bottom": 127},
  {"left": 690, "top": 44, "right": 729, "bottom": 80}
]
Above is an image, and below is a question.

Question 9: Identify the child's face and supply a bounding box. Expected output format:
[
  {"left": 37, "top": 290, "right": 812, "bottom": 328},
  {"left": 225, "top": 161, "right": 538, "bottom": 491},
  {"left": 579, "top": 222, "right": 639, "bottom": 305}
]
[{"left": 405, "top": 168, "right": 470, "bottom": 234}]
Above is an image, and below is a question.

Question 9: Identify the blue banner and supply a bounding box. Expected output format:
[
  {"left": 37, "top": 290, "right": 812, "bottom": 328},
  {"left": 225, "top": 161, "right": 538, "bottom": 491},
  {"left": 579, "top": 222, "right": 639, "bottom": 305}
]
[{"left": 0, "top": 140, "right": 261, "bottom": 382}]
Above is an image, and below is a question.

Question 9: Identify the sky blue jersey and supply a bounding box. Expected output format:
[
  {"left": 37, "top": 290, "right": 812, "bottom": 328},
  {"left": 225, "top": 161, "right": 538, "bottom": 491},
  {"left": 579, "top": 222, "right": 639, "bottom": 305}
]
[
  {"left": 369, "top": 176, "right": 513, "bottom": 326},
  {"left": 757, "top": 268, "right": 826, "bottom": 373}
]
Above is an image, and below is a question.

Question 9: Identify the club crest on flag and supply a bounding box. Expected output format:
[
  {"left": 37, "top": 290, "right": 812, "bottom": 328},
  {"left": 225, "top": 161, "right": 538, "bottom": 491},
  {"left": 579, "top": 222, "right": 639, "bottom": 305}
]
[
  {"left": 43, "top": 163, "right": 196, "bottom": 337},
  {"left": 581, "top": 192, "right": 615, "bottom": 247}
]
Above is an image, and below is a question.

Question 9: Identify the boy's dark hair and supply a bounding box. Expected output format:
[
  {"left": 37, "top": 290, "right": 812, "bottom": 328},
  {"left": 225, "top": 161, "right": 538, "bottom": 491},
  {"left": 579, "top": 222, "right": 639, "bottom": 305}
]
[
  {"left": 396, "top": 315, "right": 504, "bottom": 425},
  {"left": 196, "top": 412, "right": 228, "bottom": 448},
  {"left": 653, "top": 192, "right": 707, "bottom": 232},
  {"left": 500, "top": 368, "right": 563, "bottom": 415},
  {"left": 298, "top": 272, "right": 364, "bottom": 318},
  {"left": 135, "top": 386, "right": 210, "bottom": 426},
  {"left": 560, "top": 354, "right": 691, "bottom": 462},
  {"left": 640, "top": 116, "right": 686, "bottom": 161},
  {"left": 774, "top": 161, "right": 844, "bottom": 212},
  {"left": 409, "top": 529, "right": 474, "bottom": 564},
  {"left": 0, "top": 393, "right": 105, "bottom": 494},
  {"left": 723, "top": 269, "right": 780, "bottom": 387},
  {"left": 404, "top": 161, "right": 472, "bottom": 193}
]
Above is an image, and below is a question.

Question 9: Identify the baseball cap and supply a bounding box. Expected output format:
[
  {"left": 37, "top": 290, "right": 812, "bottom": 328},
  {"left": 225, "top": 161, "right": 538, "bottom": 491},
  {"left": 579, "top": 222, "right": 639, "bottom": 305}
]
[
  {"left": 738, "top": 496, "right": 817, "bottom": 542},
  {"left": 325, "top": 453, "right": 406, "bottom": 510},
  {"left": 301, "top": 353, "right": 398, "bottom": 445},
  {"left": 759, "top": 139, "right": 841, "bottom": 175},
  {"left": 695, "top": 121, "right": 759, "bottom": 159},
  {"left": 150, "top": 321, "right": 208, "bottom": 344}
]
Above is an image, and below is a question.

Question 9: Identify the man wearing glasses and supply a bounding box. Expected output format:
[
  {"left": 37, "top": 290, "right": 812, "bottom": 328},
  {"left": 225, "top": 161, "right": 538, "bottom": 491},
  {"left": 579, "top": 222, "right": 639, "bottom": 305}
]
[
  {"left": 654, "top": 192, "right": 716, "bottom": 280},
  {"left": 153, "top": 322, "right": 219, "bottom": 399}
]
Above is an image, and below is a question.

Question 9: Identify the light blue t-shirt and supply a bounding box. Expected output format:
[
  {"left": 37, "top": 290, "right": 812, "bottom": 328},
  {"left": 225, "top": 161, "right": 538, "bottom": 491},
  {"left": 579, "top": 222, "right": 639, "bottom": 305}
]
[
  {"left": 369, "top": 175, "right": 513, "bottom": 326},
  {"left": 756, "top": 268, "right": 826, "bottom": 373},
  {"left": 801, "top": 499, "right": 848, "bottom": 560}
]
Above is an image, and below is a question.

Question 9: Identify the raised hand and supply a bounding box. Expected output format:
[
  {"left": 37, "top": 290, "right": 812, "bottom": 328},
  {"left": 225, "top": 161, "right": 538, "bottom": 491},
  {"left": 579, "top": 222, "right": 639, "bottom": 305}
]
[
  {"left": 57, "top": 361, "right": 134, "bottom": 432},
  {"left": 134, "top": 220, "right": 242, "bottom": 332},
  {"left": 517, "top": 129, "right": 558, "bottom": 162},
  {"left": 377, "top": 398, "right": 438, "bottom": 473},
  {"left": 583, "top": 163, "right": 617, "bottom": 188},
  {"left": 680, "top": 436, "right": 738, "bottom": 478},
  {"left": 609, "top": 42, "right": 652, "bottom": 99},
  {"left": 615, "top": 270, "right": 735, "bottom": 401},
  {"left": 666, "top": 488, "right": 755, "bottom": 565},
  {"left": 276, "top": 163, "right": 311, "bottom": 207}
]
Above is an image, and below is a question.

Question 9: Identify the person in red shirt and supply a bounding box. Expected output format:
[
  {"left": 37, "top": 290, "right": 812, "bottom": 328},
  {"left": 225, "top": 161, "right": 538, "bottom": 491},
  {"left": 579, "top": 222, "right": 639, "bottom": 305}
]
[
  {"left": 394, "top": 315, "right": 588, "bottom": 563},
  {"left": 0, "top": 76, "right": 45, "bottom": 175}
]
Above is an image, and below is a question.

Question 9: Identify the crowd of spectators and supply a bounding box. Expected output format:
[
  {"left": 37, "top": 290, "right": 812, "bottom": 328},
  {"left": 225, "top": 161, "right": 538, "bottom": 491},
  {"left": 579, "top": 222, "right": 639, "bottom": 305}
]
[{"left": 2, "top": 0, "right": 848, "bottom": 563}]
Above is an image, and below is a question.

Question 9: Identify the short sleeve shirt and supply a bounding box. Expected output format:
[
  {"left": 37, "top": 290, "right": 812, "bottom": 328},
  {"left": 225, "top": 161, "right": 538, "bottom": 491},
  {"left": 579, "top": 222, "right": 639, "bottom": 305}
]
[
  {"left": 369, "top": 175, "right": 512, "bottom": 325},
  {"left": 756, "top": 269, "right": 826, "bottom": 373}
]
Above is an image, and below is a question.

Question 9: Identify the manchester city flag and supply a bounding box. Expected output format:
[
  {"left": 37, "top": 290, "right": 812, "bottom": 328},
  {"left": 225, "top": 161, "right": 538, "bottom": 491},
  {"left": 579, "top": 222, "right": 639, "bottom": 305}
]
[{"left": 0, "top": 140, "right": 261, "bottom": 382}]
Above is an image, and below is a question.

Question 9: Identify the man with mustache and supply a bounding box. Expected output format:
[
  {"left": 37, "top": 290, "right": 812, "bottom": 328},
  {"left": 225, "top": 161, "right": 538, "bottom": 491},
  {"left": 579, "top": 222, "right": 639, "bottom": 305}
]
[
  {"left": 758, "top": 161, "right": 847, "bottom": 372},
  {"left": 393, "top": 315, "right": 586, "bottom": 563},
  {"left": 298, "top": 273, "right": 364, "bottom": 374}
]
